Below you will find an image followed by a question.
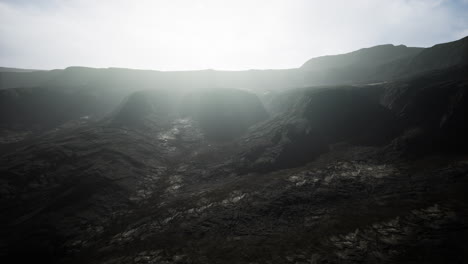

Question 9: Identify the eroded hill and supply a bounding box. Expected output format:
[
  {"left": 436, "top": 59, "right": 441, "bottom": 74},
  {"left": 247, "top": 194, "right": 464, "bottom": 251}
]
[{"left": 1, "top": 37, "right": 468, "bottom": 264}]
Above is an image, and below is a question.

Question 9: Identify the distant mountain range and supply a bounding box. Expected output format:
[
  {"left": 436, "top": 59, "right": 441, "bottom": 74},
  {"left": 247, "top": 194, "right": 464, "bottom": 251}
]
[
  {"left": 1, "top": 35, "right": 468, "bottom": 264},
  {"left": 302, "top": 36, "right": 468, "bottom": 84},
  {"left": 1, "top": 36, "right": 467, "bottom": 91},
  {"left": 0, "top": 67, "right": 41, "bottom": 73},
  {"left": 1, "top": 36, "right": 466, "bottom": 134}
]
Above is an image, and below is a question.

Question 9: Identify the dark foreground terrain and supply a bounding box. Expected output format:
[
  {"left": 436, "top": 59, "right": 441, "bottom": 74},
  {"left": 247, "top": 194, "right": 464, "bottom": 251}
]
[{"left": 1, "top": 37, "right": 468, "bottom": 263}]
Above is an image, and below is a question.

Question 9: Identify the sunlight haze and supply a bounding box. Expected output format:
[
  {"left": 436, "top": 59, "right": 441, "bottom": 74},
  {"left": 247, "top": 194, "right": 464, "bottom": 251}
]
[{"left": 1, "top": 0, "right": 467, "bottom": 70}]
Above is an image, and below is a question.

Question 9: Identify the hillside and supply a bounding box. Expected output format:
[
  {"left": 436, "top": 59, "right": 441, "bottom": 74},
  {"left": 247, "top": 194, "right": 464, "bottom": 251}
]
[
  {"left": 1, "top": 36, "right": 468, "bottom": 263},
  {"left": 301, "top": 36, "right": 468, "bottom": 85},
  {"left": 301, "top": 44, "right": 423, "bottom": 71}
]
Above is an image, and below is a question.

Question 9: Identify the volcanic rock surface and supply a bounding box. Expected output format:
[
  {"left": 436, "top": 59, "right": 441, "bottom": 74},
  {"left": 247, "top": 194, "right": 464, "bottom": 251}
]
[{"left": 1, "top": 37, "right": 468, "bottom": 264}]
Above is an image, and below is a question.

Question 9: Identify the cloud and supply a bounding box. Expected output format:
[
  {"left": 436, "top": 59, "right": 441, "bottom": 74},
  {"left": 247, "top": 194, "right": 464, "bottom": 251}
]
[{"left": 0, "top": 0, "right": 467, "bottom": 70}]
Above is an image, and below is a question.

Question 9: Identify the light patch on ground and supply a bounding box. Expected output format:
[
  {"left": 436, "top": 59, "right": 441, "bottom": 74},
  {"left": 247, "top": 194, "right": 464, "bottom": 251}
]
[
  {"left": 288, "top": 172, "right": 320, "bottom": 187},
  {"left": 222, "top": 191, "right": 247, "bottom": 205},
  {"left": 129, "top": 169, "right": 164, "bottom": 202},
  {"left": 166, "top": 174, "right": 183, "bottom": 194},
  {"left": 321, "top": 161, "right": 399, "bottom": 184}
]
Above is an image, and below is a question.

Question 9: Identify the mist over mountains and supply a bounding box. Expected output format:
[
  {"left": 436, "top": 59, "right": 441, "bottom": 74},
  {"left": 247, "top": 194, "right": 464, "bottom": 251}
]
[
  {"left": 1, "top": 36, "right": 468, "bottom": 264},
  {"left": 3, "top": 36, "right": 467, "bottom": 92},
  {"left": 1, "top": 36, "right": 467, "bottom": 133}
]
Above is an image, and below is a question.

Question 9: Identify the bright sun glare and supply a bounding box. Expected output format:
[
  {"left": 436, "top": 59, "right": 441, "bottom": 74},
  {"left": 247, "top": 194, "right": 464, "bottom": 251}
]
[{"left": 1, "top": 0, "right": 467, "bottom": 70}]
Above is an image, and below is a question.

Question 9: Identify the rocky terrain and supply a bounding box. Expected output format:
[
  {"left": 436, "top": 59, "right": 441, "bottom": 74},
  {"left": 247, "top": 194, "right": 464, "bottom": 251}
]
[{"left": 1, "top": 37, "right": 468, "bottom": 263}]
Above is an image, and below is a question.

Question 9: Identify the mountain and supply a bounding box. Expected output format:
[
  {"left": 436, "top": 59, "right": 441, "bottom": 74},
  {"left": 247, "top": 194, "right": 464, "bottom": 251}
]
[
  {"left": 232, "top": 86, "right": 399, "bottom": 173},
  {"left": 402, "top": 36, "right": 468, "bottom": 75},
  {"left": 1, "top": 36, "right": 468, "bottom": 263},
  {"left": 111, "top": 88, "right": 268, "bottom": 140},
  {"left": 382, "top": 65, "right": 468, "bottom": 153},
  {"left": 0, "top": 67, "right": 41, "bottom": 73},
  {"left": 301, "top": 44, "right": 423, "bottom": 84},
  {"left": 301, "top": 36, "right": 468, "bottom": 85},
  {"left": 0, "top": 86, "right": 108, "bottom": 132},
  {"left": 2, "top": 36, "right": 466, "bottom": 95},
  {"left": 301, "top": 44, "right": 423, "bottom": 71},
  {"left": 0, "top": 66, "right": 305, "bottom": 92}
]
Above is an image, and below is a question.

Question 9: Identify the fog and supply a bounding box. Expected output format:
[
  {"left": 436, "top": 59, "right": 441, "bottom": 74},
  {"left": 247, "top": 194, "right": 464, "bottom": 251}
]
[
  {"left": 2, "top": 1, "right": 468, "bottom": 263},
  {"left": 1, "top": 0, "right": 468, "bottom": 70}
]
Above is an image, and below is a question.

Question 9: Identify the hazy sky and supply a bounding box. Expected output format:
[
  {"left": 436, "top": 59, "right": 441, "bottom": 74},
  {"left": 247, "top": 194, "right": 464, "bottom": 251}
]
[{"left": 1, "top": 0, "right": 468, "bottom": 70}]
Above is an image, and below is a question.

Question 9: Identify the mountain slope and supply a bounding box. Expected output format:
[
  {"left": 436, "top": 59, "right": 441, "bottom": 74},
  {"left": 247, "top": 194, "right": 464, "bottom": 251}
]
[
  {"left": 301, "top": 44, "right": 423, "bottom": 71},
  {"left": 3, "top": 76, "right": 468, "bottom": 263},
  {"left": 300, "top": 36, "right": 468, "bottom": 85},
  {"left": 1, "top": 36, "right": 467, "bottom": 96},
  {"left": 1, "top": 37, "right": 468, "bottom": 264},
  {"left": 402, "top": 36, "right": 468, "bottom": 75},
  {"left": 300, "top": 44, "right": 423, "bottom": 84},
  {"left": 0, "top": 67, "right": 40, "bottom": 73}
]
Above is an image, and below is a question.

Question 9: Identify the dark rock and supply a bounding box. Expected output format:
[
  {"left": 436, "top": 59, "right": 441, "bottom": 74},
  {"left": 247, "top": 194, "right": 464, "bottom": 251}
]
[
  {"left": 111, "top": 89, "right": 179, "bottom": 128},
  {"left": 382, "top": 66, "right": 468, "bottom": 153},
  {"left": 234, "top": 87, "right": 399, "bottom": 172},
  {"left": 180, "top": 88, "right": 268, "bottom": 140},
  {"left": 112, "top": 87, "right": 268, "bottom": 141},
  {"left": 0, "top": 87, "right": 105, "bottom": 131},
  {"left": 2, "top": 38, "right": 468, "bottom": 264}
]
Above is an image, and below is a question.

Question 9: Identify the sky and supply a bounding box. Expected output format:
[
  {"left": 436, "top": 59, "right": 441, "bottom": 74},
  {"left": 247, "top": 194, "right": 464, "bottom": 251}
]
[{"left": 1, "top": 0, "right": 468, "bottom": 71}]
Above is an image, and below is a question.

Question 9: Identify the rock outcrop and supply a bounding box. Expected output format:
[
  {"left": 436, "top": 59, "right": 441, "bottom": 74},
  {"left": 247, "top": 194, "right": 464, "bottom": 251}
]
[
  {"left": 382, "top": 66, "right": 468, "bottom": 153},
  {"left": 180, "top": 88, "right": 268, "bottom": 140},
  {"left": 112, "top": 87, "right": 268, "bottom": 140},
  {"left": 234, "top": 87, "right": 399, "bottom": 172}
]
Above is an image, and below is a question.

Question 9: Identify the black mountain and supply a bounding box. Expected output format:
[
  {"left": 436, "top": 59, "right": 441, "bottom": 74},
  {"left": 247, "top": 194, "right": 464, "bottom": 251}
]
[{"left": 1, "top": 36, "right": 468, "bottom": 264}]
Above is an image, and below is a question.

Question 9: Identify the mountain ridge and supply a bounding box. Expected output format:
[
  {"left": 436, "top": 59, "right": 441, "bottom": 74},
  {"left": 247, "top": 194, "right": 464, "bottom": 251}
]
[
  {"left": 2, "top": 36, "right": 467, "bottom": 90},
  {"left": 1, "top": 35, "right": 468, "bottom": 264}
]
